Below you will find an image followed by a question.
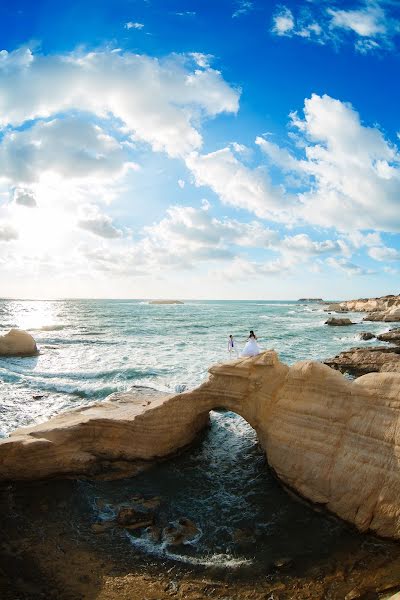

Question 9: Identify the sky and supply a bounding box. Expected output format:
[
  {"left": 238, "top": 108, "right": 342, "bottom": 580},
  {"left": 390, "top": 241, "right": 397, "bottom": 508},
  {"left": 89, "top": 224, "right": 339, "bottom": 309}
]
[{"left": 0, "top": 0, "right": 399, "bottom": 300}]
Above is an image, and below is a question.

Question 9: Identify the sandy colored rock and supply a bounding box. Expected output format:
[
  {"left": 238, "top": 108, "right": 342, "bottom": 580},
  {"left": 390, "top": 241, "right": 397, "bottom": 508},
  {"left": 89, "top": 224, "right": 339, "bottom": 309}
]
[
  {"left": 364, "top": 308, "right": 400, "bottom": 322},
  {"left": 1, "top": 351, "right": 400, "bottom": 541},
  {"left": 324, "top": 346, "right": 400, "bottom": 376},
  {"left": 325, "top": 318, "right": 355, "bottom": 326},
  {"left": 377, "top": 328, "right": 400, "bottom": 345},
  {"left": 0, "top": 329, "right": 38, "bottom": 357},
  {"left": 324, "top": 303, "right": 349, "bottom": 313}
]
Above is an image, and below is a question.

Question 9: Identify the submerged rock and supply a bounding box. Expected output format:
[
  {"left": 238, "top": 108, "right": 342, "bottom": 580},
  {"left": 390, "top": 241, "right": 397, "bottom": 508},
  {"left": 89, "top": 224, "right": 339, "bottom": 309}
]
[
  {"left": 162, "top": 517, "right": 200, "bottom": 546},
  {"left": 2, "top": 351, "right": 400, "bottom": 541},
  {"left": 0, "top": 329, "right": 38, "bottom": 357},
  {"left": 325, "top": 317, "right": 355, "bottom": 326},
  {"left": 116, "top": 507, "right": 154, "bottom": 530},
  {"left": 324, "top": 346, "right": 400, "bottom": 376}
]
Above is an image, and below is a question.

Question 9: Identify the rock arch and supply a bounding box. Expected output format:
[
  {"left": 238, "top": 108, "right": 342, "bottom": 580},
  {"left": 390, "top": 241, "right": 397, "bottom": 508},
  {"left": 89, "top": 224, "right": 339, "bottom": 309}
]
[{"left": 1, "top": 351, "right": 400, "bottom": 540}]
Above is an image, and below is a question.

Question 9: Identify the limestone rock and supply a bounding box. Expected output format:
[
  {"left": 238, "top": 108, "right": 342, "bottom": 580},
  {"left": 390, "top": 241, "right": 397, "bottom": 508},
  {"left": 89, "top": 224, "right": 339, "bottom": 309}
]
[
  {"left": 0, "top": 329, "right": 38, "bottom": 357},
  {"left": 336, "top": 294, "right": 400, "bottom": 313},
  {"left": 325, "top": 317, "right": 355, "bottom": 326},
  {"left": 377, "top": 329, "right": 400, "bottom": 345},
  {"left": 364, "top": 308, "right": 400, "bottom": 322},
  {"left": 1, "top": 351, "right": 400, "bottom": 541},
  {"left": 324, "top": 346, "right": 400, "bottom": 376},
  {"left": 324, "top": 303, "right": 349, "bottom": 313}
]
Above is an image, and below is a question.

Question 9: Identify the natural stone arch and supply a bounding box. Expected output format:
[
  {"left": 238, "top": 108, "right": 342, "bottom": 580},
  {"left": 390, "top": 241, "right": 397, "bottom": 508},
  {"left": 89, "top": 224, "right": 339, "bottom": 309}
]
[{"left": 1, "top": 351, "right": 400, "bottom": 540}]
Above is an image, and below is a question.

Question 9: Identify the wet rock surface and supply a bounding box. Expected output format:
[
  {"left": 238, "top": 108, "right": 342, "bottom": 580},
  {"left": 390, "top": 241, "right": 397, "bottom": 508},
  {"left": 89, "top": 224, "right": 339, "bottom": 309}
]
[
  {"left": 325, "top": 318, "right": 355, "bottom": 326},
  {"left": 359, "top": 332, "right": 375, "bottom": 341},
  {"left": 377, "top": 328, "right": 400, "bottom": 345}
]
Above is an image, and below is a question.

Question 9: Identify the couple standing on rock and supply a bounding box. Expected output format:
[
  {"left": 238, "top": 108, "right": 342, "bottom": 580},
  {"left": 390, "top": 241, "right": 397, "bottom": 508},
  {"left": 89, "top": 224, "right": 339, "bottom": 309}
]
[{"left": 228, "top": 330, "right": 261, "bottom": 357}]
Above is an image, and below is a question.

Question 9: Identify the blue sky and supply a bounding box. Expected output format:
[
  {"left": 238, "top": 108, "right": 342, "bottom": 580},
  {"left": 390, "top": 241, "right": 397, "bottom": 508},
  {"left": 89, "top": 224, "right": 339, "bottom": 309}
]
[{"left": 0, "top": 0, "right": 399, "bottom": 299}]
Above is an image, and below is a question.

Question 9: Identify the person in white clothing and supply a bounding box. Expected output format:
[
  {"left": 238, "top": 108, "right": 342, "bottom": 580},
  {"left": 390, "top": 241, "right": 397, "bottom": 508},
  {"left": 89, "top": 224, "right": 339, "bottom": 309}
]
[{"left": 241, "top": 330, "right": 260, "bottom": 357}]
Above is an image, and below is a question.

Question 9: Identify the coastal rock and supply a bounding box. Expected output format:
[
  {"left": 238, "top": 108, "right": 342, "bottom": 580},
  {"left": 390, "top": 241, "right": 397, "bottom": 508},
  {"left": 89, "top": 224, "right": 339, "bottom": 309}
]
[
  {"left": 359, "top": 332, "right": 375, "bottom": 341},
  {"left": 364, "top": 308, "right": 400, "bottom": 323},
  {"left": 325, "top": 318, "right": 355, "bottom": 326},
  {"left": 324, "top": 346, "right": 400, "bottom": 376},
  {"left": 1, "top": 351, "right": 400, "bottom": 541},
  {"left": 324, "top": 303, "right": 349, "bottom": 313},
  {"left": 162, "top": 518, "right": 200, "bottom": 546},
  {"left": 0, "top": 329, "right": 38, "bottom": 357},
  {"left": 335, "top": 294, "right": 400, "bottom": 313},
  {"left": 377, "top": 329, "right": 400, "bottom": 345}
]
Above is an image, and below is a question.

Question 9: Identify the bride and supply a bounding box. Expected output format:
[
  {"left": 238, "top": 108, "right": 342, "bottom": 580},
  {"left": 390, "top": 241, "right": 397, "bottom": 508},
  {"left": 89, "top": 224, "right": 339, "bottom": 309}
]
[{"left": 241, "top": 330, "right": 260, "bottom": 357}]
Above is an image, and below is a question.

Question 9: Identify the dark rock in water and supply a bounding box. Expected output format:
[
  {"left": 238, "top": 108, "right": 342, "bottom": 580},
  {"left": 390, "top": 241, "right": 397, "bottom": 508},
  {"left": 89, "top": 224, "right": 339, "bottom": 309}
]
[
  {"left": 162, "top": 517, "right": 200, "bottom": 546},
  {"left": 273, "top": 557, "right": 293, "bottom": 570},
  {"left": 324, "top": 346, "right": 400, "bottom": 376},
  {"left": 144, "top": 525, "right": 162, "bottom": 543},
  {"left": 130, "top": 495, "right": 161, "bottom": 510},
  {"left": 91, "top": 521, "right": 114, "bottom": 534},
  {"left": 32, "top": 394, "right": 45, "bottom": 400},
  {"left": 377, "top": 328, "right": 400, "bottom": 345},
  {"left": 325, "top": 317, "right": 355, "bottom": 326},
  {"left": 359, "top": 332, "right": 375, "bottom": 341},
  {"left": 116, "top": 507, "right": 154, "bottom": 529}
]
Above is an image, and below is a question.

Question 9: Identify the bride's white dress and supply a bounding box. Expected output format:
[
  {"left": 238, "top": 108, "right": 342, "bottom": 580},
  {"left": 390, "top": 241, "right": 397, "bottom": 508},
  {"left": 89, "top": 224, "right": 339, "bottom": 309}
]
[{"left": 241, "top": 337, "right": 260, "bottom": 357}]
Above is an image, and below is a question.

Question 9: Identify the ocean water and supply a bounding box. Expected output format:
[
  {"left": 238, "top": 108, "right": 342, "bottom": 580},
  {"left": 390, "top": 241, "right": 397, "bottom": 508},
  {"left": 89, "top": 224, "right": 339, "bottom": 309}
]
[
  {"left": 0, "top": 298, "right": 388, "bottom": 437},
  {"left": 1, "top": 298, "right": 394, "bottom": 570}
]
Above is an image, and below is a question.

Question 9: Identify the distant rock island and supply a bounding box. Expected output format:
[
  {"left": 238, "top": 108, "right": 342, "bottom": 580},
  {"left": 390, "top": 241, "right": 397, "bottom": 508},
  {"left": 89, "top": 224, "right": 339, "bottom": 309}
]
[
  {"left": 148, "top": 300, "right": 184, "bottom": 305},
  {"left": 297, "top": 298, "right": 323, "bottom": 302}
]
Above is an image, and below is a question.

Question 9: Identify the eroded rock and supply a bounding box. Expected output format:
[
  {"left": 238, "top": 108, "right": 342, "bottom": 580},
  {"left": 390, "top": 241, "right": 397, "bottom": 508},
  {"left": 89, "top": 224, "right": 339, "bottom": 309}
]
[
  {"left": 1, "top": 351, "right": 400, "bottom": 541},
  {"left": 359, "top": 332, "right": 375, "bottom": 341},
  {"left": 377, "top": 329, "right": 400, "bottom": 345},
  {"left": 324, "top": 346, "right": 400, "bottom": 376},
  {"left": 325, "top": 318, "right": 355, "bottom": 326},
  {"left": 0, "top": 329, "right": 38, "bottom": 357}
]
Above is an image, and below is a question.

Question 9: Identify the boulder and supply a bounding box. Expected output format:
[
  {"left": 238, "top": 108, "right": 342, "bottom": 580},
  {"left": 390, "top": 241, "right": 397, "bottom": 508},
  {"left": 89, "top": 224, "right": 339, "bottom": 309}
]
[
  {"left": 325, "top": 318, "right": 355, "bottom": 326},
  {"left": 1, "top": 351, "right": 400, "bottom": 541},
  {"left": 0, "top": 329, "right": 38, "bottom": 357},
  {"left": 162, "top": 518, "right": 200, "bottom": 546},
  {"left": 324, "top": 346, "right": 400, "bottom": 376},
  {"left": 359, "top": 332, "right": 375, "bottom": 341},
  {"left": 116, "top": 507, "right": 154, "bottom": 530},
  {"left": 377, "top": 328, "right": 400, "bottom": 345}
]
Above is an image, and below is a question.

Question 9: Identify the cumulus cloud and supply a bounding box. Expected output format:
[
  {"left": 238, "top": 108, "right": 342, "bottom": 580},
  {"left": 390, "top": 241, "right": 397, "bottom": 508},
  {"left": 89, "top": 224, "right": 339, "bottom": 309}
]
[
  {"left": 270, "top": 0, "right": 400, "bottom": 53},
  {"left": 13, "top": 187, "right": 36, "bottom": 207},
  {"left": 0, "top": 222, "right": 18, "bottom": 241},
  {"left": 326, "top": 257, "right": 369, "bottom": 276},
  {"left": 78, "top": 206, "right": 123, "bottom": 239},
  {"left": 368, "top": 245, "right": 400, "bottom": 261},
  {"left": 271, "top": 7, "right": 295, "bottom": 35},
  {"left": 0, "top": 47, "right": 239, "bottom": 159},
  {"left": 186, "top": 147, "right": 290, "bottom": 220},
  {"left": 0, "top": 116, "right": 135, "bottom": 186},
  {"left": 257, "top": 93, "right": 400, "bottom": 232}
]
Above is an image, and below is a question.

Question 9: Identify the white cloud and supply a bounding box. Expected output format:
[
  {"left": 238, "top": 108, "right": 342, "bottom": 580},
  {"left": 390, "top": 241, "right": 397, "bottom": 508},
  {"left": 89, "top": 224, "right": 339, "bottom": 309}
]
[
  {"left": 178, "top": 179, "right": 185, "bottom": 189},
  {"left": 326, "top": 256, "right": 369, "bottom": 276},
  {"left": 13, "top": 187, "right": 36, "bottom": 207},
  {"left": 368, "top": 245, "right": 400, "bottom": 261},
  {"left": 270, "top": 1, "right": 400, "bottom": 53},
  {"left": 0, "top": 116, "right": 135, "bottom": 186},
  {"left": 232, "top": 1, "right": 254, "bottom": 18},
  {"left": 125, "top": 22, "right": 144, "bottom": 30},
  {"left": 0, "top": 48, "right": 239, "bottom": 159},
  {"left": 0, "top": 222, "right": 18, "bottom": 241},
  {"left": 328, "top": 4, "right": 386, "bottom": 37},
  {"left": 258, "top": 93, "right": 400, "bottom": 232},
  {"left": 186, "top": 147, "right": 290, "bottom": 220},
  {"left": 271, "top": 6, "right": 295, "bottom": 35},
  {"left": 78, "top": 206, "right": 123, "bottom": 239}
]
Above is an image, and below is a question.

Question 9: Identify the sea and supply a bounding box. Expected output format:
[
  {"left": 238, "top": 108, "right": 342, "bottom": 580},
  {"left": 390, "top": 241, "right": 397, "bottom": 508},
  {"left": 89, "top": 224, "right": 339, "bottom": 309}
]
[{"left": 0, "top": 298, "right": 392, "bottom": 570}]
